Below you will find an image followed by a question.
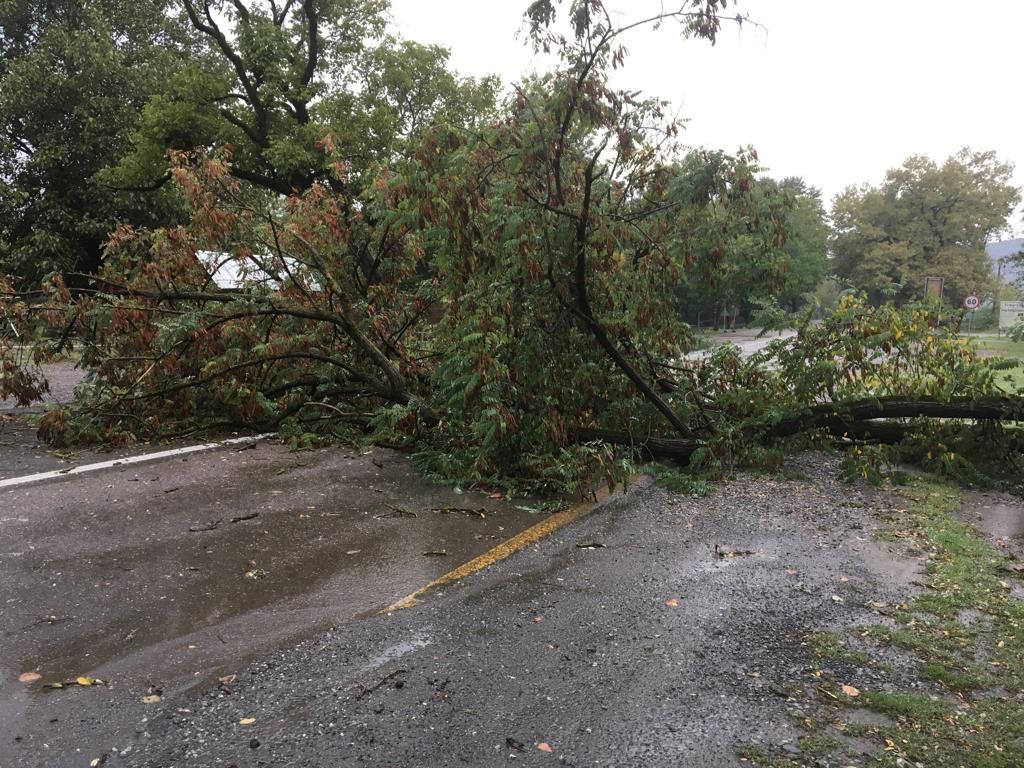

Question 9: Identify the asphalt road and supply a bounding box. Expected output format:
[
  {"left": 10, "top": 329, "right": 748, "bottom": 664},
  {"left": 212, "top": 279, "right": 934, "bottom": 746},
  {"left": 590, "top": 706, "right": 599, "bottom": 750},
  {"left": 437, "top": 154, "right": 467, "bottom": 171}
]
[
  {"left": 2, "top": 448, "right": 932, "bottom": 768},
  {"left": 121, "top": 455, "right": 918, "bottom": 768},
  {"left": 0, "top": 439, "right": 547, "bottom": 768},
  {"left": 6, "top": 360, "right": 1009, "bottom": 767}
]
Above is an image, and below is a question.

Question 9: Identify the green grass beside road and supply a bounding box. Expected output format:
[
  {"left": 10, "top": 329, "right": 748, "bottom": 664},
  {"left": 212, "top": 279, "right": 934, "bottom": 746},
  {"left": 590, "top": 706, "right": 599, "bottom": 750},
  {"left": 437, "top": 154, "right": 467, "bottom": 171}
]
[
  {"left": 970, "top": 334, "right": 1024, "bottom": 393},
  {"left": 741, "top": 479, "right": 1024, "bottom": 767}
]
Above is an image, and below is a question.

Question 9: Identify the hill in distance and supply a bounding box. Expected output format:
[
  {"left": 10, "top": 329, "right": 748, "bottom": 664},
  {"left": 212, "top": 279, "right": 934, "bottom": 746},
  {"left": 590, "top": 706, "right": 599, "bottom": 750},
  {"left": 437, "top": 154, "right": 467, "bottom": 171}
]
[{"left": 988, "top": 238, "right": 1023, "bottom": 283}]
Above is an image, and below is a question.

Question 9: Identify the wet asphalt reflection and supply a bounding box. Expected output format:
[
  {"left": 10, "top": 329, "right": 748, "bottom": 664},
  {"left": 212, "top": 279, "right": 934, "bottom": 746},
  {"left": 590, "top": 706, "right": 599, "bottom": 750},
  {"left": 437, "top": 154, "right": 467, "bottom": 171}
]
[{"left": 0, "top": 441, "right": 543, "bottom": 765}]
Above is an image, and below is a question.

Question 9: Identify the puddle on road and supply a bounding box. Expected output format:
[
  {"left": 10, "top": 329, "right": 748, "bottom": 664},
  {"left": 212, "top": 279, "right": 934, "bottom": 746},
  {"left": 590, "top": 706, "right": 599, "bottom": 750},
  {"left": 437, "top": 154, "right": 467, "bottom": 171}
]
[
  {"left": 971, "top": 501, "right": 1024, "bottom": 540},
  {"left": 956, "top": 490, "right": 1024, "bottom": 565},
  {"left": 0, "top": 444, "right": 545, "bottom": 711},
  {"left": 361, "top": 631, "right": 433, "bottom": 673}
]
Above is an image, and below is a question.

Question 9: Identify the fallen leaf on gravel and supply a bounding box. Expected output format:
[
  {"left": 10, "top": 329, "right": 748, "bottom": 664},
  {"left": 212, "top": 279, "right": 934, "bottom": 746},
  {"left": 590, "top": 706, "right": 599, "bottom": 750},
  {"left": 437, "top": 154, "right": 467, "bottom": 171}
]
[
  {"left": 239, "top": 717, "right": 256, "bottom": 725},
  {"left": 785, "top": 568, "right": 798, "bottom": 576},
  {"left": 839, "top": 575, "right": 849, "bottom": 582},
  {"left": 532, "top": 615, "right": 544, "bottom": 623},
  {"left": 830, "top": 595, "right": 844, "bottom": 604},
  {"left": 665, "top": 598, "right": 680, "bottom": 607},
  {"left": 76, "top": 676, "right": 96, "bottom": 687},
  {"left": 219, "top": 674, "right": 237, "bottom": 685},
  {"left": 841, "top": 684, "right": 860, "bottom": 697},
  {"left": 142, "top": 694, "right": 162, "bottom": 704},
  {"left": 18, "top": 672, "right": 41, "bottom": 683},
  {"left": 537, "top": 742, "right": 553, "bottom": 752}
]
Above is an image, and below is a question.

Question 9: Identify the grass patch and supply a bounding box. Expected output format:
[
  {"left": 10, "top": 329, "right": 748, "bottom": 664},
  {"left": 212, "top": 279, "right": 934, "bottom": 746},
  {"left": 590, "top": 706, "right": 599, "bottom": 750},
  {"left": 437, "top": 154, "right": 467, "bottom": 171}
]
[
  {"left": 742, "top": 477, "right": 1024, "bottom": 767},
  {"left": 806, "top": 630, "right": 872, "bottom": 667},
  {"left": 860, "top": 690, "right": 948, "bottom": 719},
  {"left": 973, "top": 334, "right": 1024, "bottom": 393}
]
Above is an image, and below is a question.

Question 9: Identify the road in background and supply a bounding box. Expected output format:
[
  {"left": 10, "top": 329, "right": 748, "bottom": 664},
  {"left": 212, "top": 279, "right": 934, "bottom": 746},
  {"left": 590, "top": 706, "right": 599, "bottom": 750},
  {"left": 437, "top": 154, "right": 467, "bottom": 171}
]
[{"left": 686, "top": 329, "right": 798, "bottom": 362}]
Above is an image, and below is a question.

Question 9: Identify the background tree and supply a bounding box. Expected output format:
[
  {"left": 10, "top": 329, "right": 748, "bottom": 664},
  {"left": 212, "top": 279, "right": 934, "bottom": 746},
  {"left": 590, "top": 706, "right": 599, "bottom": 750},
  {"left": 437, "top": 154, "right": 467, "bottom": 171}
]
[
  {"left": 772, "top": 177, "right": 828, "bottom": 312},
  {"left": 106, "top": 0, "right": 500, "bottom": 285},
  {"left": 830, "top": 149, "right": 1020, "bottom": 306},
  {"left": 0, "top": 0, "right": 193, "bottom": 282},
  {"left": 674, "top": 168, "right": 826, "bottom": 327},
  {"left": 111, "top": 1, "right": 499, "bottom": 196}
]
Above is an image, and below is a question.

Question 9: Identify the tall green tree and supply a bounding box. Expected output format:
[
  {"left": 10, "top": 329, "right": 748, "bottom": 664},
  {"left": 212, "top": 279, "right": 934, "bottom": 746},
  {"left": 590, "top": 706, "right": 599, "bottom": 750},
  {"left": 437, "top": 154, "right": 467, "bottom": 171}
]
[
  {"left": 0, "top": 0, "right": 193, "bottom": 282},
  {"left": 773, "top": 177, "right": 828, "bottom": 312},
  {"left": 111, "top": 0, "right": 499, "bottom": 197},
  {"left": 105, "top": 0, "right": 499, "bottom": 286},
  {"left": 673, "top": 171, "right": 826, "bottom": 326},
  {"left": 830, "top": 149, "right": 1020, "bottom": 306}
]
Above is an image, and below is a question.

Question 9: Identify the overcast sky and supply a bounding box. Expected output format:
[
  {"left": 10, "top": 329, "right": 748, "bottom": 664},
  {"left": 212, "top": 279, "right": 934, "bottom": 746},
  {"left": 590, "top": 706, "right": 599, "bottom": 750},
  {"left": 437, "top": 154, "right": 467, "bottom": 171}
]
[{"left": 388, "top": 0, "right": 1023, "bottom": 234}]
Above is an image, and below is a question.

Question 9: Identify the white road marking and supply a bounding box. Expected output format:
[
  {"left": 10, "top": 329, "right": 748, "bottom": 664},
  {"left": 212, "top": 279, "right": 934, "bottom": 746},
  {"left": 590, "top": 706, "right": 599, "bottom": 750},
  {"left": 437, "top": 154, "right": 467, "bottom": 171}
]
[{"left": 0, "top": 434, "right": 276, "bottom": 490}]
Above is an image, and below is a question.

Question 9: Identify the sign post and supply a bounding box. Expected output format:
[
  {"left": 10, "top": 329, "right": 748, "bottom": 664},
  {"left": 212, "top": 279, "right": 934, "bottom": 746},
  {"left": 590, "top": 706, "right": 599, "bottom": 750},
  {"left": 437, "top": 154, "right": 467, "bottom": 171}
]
[{"left": 963, "top": 294, "right": 980, "bottom": 335}]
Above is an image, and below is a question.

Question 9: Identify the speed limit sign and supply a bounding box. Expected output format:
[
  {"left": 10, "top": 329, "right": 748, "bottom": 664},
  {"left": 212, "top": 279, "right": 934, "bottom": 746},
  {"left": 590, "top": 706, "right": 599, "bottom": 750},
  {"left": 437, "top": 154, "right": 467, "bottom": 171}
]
[{"left": 964, "top": 294, "right": 980, "bottom": 310}]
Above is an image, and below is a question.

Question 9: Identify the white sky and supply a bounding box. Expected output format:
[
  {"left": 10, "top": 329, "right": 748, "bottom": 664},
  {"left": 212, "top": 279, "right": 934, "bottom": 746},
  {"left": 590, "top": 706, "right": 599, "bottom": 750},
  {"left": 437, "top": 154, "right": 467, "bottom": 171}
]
[{"left": 388, "top": 0, "right": 1024, "bottom": 233}]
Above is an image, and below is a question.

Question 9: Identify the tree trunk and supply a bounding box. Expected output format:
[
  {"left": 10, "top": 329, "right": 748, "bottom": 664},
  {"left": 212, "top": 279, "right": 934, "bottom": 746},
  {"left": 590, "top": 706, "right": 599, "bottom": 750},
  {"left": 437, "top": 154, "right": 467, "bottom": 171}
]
[{"left": 574, "top": 396, "right": 1024, "bottom": 462}]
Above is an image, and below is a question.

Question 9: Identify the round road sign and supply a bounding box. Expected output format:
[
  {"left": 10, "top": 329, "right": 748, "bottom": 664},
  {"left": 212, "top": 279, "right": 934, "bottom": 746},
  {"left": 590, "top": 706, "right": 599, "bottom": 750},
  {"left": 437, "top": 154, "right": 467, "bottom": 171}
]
[{"left": 963, "top": 294, "right": 980, "bottom": 310}]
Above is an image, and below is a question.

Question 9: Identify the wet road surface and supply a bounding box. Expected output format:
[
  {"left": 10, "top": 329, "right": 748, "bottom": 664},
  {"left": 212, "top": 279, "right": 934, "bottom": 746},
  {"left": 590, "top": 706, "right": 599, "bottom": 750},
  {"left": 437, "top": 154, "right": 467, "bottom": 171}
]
[
  {"left": 684, "top": 329, "right": 797, "bottom": 362},
  {"left": 5, "top": 453, "right": 946, "bottom": 768},
  {"left": 0, "top": 362, "right": 143, "bottom": 480},
  {"left": 0, "top": 440, "right": 545, "bottom": 767}
]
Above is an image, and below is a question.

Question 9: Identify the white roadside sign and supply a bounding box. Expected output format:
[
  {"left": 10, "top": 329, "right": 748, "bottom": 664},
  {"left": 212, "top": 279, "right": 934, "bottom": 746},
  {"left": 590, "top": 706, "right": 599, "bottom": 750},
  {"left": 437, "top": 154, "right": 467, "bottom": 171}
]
[{"left": 999, "top": 300, "right": 1024, "bottom": 332}]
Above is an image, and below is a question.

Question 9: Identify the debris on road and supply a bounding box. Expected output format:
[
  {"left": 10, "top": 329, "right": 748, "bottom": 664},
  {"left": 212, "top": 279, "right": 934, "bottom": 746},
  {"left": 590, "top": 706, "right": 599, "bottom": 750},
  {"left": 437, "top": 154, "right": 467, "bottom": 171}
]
[
  {"left": 374, "top": 505, "right": 416, "bottom": 519},
  {"left": 353, "top": 669, "right": 407, "bottom": 700}
]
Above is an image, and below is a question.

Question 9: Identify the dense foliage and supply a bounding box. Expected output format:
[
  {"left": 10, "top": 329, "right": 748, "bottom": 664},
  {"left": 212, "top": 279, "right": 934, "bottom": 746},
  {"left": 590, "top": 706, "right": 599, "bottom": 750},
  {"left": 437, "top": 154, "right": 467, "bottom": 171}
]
[
  {"left": 2, "top": 0, "right": 1023, "bottom": 494},
  {"left": 0, "top": 0, "right": 194, "bottom": 281},
  {"left": 675, "top": 173, "right": 827, "bottom": 327}
]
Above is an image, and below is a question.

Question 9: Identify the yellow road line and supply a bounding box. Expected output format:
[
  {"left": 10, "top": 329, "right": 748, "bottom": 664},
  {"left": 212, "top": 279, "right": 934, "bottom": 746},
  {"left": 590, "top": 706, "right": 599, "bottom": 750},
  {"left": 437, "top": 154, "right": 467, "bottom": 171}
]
[{"left": 380, "top": 478, "right": 644, "bottom": 613}]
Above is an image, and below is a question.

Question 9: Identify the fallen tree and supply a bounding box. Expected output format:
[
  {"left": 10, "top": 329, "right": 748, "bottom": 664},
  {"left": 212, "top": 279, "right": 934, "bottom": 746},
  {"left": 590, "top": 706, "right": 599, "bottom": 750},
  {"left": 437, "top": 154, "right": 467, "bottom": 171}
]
[
  {"left": 578, "top": 396, "right": 1024, "bottom": 462},
  {"left": 2, "top": 1, "right": 1023, "bottom": 493}
]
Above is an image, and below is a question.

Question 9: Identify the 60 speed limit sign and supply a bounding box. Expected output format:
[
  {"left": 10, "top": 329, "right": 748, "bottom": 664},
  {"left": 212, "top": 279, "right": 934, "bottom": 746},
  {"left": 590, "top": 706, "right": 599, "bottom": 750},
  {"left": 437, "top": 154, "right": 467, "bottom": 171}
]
[{"left": 963, "top": 294, "right": 980, "bottom": 310}]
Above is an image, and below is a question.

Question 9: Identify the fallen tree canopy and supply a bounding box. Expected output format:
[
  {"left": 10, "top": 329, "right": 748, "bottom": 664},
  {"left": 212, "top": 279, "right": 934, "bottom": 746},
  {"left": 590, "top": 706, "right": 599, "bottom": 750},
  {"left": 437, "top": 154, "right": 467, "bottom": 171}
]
[{"left": 2, "top": 1, "right": 1023, "bottom": 493}]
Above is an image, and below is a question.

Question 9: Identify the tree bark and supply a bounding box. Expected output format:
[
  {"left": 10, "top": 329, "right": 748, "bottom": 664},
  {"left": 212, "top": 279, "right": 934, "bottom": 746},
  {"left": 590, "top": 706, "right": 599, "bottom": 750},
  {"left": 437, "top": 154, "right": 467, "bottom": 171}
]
[{"left": 574, "top": 396, "right": 1024, "bottom": 462}]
